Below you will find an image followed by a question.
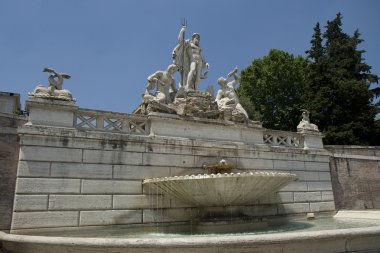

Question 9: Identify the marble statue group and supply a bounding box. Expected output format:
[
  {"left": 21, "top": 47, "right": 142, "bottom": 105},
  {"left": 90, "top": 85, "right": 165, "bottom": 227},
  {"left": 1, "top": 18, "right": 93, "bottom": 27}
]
[
  {"left": 27, "top": 23, "right": 319, "bottom": 129},
  {"left": 140, "top": 24, "right": 250, "bottom": 123}
]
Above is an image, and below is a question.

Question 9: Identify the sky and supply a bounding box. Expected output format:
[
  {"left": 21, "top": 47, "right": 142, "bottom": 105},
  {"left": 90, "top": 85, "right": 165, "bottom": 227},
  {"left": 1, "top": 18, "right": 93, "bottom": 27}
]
[{"left": 1, "top": 0, "right": 379, "bottom": 114}]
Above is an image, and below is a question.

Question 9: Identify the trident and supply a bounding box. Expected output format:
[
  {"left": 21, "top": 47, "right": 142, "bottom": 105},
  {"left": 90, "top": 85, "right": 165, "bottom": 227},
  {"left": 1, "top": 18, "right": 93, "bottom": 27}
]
[{"left": 180, "top": 18, "right": 187, "bottom": 87}]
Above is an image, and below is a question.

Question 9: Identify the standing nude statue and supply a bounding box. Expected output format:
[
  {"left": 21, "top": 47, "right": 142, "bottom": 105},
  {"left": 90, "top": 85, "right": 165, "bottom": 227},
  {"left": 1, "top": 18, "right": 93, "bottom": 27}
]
[
  {"left": 215, "top": 67, "right": 249, "bottom": 121},
  {"left": 172, "top": 25, "right": 209, "bottom": 91},
  {"left": 143, "top": 64, "right": 178, "bottom": 104}
]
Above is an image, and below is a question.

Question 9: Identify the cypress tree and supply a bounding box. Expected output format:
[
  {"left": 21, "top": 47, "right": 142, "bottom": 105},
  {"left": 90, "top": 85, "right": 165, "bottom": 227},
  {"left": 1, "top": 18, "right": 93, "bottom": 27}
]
[{"left": 306, "top": 13, "right": 379, "bottom": 145}]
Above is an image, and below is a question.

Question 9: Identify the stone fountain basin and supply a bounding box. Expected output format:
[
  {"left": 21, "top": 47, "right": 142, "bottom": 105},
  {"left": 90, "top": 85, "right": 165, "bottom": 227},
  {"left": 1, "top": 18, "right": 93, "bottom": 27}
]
[{"left": 143, "top": 171, "right": 297, "bottom": 207}]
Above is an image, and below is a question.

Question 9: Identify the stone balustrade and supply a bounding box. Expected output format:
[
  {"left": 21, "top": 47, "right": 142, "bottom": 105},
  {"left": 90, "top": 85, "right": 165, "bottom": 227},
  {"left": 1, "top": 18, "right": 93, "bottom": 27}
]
[
  {"left": 75, "top": 108, "right": 149, "bottom": 135},
  {"left": 263, "top": 129, "right": 304, "bottom": 148},
  {"left": 26, "top": 98, "right": 323, "bottom": 150}
]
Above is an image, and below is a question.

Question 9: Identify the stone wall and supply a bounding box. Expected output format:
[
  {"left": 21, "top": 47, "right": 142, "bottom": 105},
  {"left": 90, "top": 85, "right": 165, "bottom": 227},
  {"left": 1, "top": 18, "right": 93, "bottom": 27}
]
[
  {"left": 0, "top": 113, "right": 27, "bottom": 230},
  {"left": 326, "top": 146, "right": 380, "bottom": 210},
  {"left": 11, "top": 120, "right": 334, "bottom": 232}
]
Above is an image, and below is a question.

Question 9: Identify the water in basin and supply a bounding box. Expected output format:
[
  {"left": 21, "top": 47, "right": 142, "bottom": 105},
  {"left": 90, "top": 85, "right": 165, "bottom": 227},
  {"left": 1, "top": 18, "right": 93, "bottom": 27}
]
[{"left": 16, "top": 217, "right": 380, "bottom": 239}]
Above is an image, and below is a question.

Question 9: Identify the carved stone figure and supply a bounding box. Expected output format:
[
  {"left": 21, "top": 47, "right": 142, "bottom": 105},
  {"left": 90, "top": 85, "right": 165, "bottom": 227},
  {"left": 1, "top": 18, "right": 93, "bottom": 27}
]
[
  {"left": 172, "top": 25, "right": 209, "bottom": 91},
  {"left": 215, "top": 67, "right": 248, "bottom": 122},
  {"left": 297, "top": 109, "right": 319, "bottom": 132},
  {"left": 143, "top": 64, "right": 178, "bottom": 104},
  {"left": 29, "top": 68, "right": 74, "bottom": 101}
]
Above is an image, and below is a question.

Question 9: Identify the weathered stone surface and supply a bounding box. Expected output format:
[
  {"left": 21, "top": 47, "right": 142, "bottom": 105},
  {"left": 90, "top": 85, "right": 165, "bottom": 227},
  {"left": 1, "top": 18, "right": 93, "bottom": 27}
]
[
  {"left": 49, "top": 195, "right": 112, "bottom": 210},
  {"left": 310, "top": 201, "right": 335, "bottom": 212},
  {"left": 307, "top": 181, "right": 333, "bottom": 191},
  {"left": 0, "top": 114, "right": 26, "bottom": 230},
  {"left": 11, "top": 211, "right": 79, "bottom": 229},
  {"left": 26, "top": 99, "right": 77, "bottom": 127},
  {"left": 16, "top": 178, "right": 81, "bottom": 194},
  {"left": 51, "top": 163, "right": 112, "bottom": 179},
  {"left": 280, "top": 181, "right": 308, "bottom": 192},
  {"left": 113, "top": 165, "right": 170, "bottom": 180},
  {"left": 81, "top": 180, "right": 142, "bottom": 194},
  {"left": 273, "top": 160, "right": 305, "bottom": 170},
  {"left": 148, "top": 114, "right": 264, "bottom": 144},
  {"left": 278, "top": 203, "right": 310, "bottom": 214},
  {"left": 82, "top": 149, "right": 142, "bottom": 165},
  {"left": 237, "top": 158, "right": 274, "bottom": 170},
  {"left": 142, "top": 153, "right": 194, "bottom": 167},
  {"left": 259, "top": 192, "right": 294, "bottom": 204},
  {"left": 318, "top": 171, "right": 332, "bottom": 181},
  {"left": 14, "top": 195, "right": 48, "bottom": 211},
  {"left": 304, "top": 161, "right": 330, "bottom": 171},
  {"left": 113, "top": 195, "right": 170, "bottom": 209},
  {"left": 17, "top": 161, "right": 50, "bottom": 177},
  {"left": 328, "top": 146, "right": 380, "bottom": 210},
  {"left": 146, "top": 143, "right": 193, "bottom": 155},
  {"left": 193, "top": 146, "right": 240, "bottom": 158},
  {"left": 294, "top": 192, "right": 321, "bottom": 202},
  {"left": 8, "top": 113, "right": 339, "bottom": 230},
  {"left": 80, "top": 210, "right": 142, "bottom": 226},
  {"left": 322, "top": 191, "right": 335, "bottom": 201},
  {"left": 20, "top": 134, "right": 147, "bottom": 152},
  {"left": 294, "top": 171, "right": 319, "bottom": 181},
  {"left": 20, "top": 146, "right": 82, "bottom": 162}
]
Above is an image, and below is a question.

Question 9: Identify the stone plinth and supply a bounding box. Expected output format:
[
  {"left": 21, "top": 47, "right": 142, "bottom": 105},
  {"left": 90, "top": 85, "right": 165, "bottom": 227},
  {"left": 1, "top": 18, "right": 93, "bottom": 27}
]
[
  {"left": 148, "top": 112, "right": 264, "bottom": 144},
  {"left": 299, "top": 130, "right": 324, "bottom": 150},
  {"left": 26, "top": 98, "right": 78, "bottom": 128}
]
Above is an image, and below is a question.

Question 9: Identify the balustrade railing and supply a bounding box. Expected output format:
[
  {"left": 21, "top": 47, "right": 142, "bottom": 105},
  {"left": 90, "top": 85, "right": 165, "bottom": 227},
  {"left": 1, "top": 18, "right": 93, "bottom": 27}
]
[
  {"left": 74, "top": 108, "right": 149, "bottom": 135},
  {"left": 74, "top": 108, "right": 305, "bottom": 146},
  {"left": 263, "top": 129, "right": 303, "bottom": 148}
]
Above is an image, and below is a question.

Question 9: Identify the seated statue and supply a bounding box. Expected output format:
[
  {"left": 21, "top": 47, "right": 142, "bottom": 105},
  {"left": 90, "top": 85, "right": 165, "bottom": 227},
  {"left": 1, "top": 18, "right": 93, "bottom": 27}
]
[
  {"left": 143, "top": 64, "right": 178, "bottom": 104},
  {"left": 297, "top": 109, "right": 319, "bottom": 132},
  {"left": 29, "top": 68, "right": 74, "bottom": 101},
  {"left": 215, "top": 67, "right": 249, "bottom": 122}
]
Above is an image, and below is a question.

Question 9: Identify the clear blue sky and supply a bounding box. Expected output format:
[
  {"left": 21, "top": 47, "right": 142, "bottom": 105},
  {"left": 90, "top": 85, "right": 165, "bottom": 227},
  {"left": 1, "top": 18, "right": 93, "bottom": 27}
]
[{"left": 1, "top": 0, "right": 379, "bottom": 114}]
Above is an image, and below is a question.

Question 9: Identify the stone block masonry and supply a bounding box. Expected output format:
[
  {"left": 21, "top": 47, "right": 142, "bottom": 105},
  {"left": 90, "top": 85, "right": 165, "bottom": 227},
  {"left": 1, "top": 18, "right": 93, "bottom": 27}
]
[
  {"left": 0, "top": 113, "right": 27, "bottom": 230},
  {"left": 11, "top": 122, "right": 333, "bottom": 231},
  {"left": 10, "top": 103, "right": 333, "bottom": 231},
  {"left": 326, "top": 145, "right": 380, "bottom": 210}
]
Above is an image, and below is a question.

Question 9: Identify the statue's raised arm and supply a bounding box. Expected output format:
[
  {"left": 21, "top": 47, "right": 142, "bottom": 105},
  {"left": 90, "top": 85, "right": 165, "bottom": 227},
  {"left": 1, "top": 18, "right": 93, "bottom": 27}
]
[{"left": 172, "top": 24, "right": 209, "bottom": 91}]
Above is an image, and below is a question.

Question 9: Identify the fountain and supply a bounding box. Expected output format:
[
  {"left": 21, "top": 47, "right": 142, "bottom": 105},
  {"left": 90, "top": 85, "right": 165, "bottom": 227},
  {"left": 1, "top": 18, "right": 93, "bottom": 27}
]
[
  {"left": 1, "top": 24, "right": 380, "bottom": 253},
  {"left": 143, "top": 162, "right": 297, "bottom": 207}
]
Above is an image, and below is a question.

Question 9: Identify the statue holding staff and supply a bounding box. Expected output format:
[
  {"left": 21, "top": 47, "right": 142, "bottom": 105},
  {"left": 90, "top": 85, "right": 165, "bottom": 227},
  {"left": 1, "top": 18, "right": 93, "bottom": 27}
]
[{"left": 172, "top": 22, "right": 209, "bottom": 91}]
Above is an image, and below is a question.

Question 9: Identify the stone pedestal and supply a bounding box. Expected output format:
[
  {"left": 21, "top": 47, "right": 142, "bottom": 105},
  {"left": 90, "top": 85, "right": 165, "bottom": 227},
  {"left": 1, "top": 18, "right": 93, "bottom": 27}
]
[
  {"left": 25, "top": 98, "right": 78, "bottom": 128},
  {"left": 299, "top": 130, "right": 324, "bottom": 150},
  {"left": 148, "top": 112, "right": 264, "bottom": 144}
]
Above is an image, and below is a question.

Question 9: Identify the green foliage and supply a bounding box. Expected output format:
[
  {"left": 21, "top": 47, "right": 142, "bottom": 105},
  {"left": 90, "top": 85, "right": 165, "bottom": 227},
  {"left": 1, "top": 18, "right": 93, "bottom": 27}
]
[
  {"left": 238, "top": 49, "right": 309, "bottom": 131},
  {"left": 305, "top": 13, "right": 379, "bottom": 145},
  {"left": 238, "top": 13, "right": 379, "bottom": 145}
]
